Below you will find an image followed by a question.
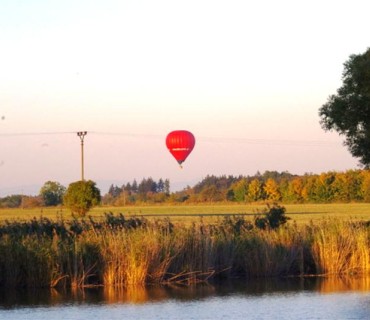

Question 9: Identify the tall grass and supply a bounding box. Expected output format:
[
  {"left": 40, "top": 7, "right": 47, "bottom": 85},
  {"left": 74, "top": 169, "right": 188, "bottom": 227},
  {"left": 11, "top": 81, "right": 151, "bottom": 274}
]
[{"left": 1, "top": 214, "right": 370, "bottom": 288}]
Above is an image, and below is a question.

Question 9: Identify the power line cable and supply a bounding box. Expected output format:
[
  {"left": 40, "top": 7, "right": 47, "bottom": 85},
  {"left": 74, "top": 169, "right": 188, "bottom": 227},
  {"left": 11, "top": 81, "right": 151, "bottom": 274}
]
[
  {"left": 0, "top": 132, "right": 75, "bottom": 136},
  {"left": 89, "top": 131, "right": 163, "bottom": 139},
  {"left": 90, "top": 131, "right": 343, "bottom": 147},
  {"left": 0, "top": 130, "right": 343, "bottom": 147}
]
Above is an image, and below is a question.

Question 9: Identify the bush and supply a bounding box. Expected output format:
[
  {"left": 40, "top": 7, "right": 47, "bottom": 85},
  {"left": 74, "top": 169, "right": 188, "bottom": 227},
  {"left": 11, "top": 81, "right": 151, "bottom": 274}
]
[
  {"left": 254, "top": 203, "right": 290, "bottom": 229},
  {"left": 63, "top": 180, "right": 101, "bottom": 216}
]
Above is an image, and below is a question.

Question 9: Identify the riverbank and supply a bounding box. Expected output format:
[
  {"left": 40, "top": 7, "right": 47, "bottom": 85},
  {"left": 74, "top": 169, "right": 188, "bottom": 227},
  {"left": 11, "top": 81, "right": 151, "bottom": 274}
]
[{"left": 1, "top": 214, "right": 370, "bottom": 287}]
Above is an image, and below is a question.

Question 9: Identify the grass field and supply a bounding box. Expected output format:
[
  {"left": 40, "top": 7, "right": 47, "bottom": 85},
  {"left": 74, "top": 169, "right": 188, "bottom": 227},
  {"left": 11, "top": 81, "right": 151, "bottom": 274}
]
[{"left": 1, "top": 202, "right": 370, "bottom": 225}]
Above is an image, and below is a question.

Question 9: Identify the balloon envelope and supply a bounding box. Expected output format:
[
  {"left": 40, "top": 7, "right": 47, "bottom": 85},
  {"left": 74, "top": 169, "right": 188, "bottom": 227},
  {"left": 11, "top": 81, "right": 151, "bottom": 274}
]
[{"left": 166, "top": 130, "right": 195, "bottom": 165}]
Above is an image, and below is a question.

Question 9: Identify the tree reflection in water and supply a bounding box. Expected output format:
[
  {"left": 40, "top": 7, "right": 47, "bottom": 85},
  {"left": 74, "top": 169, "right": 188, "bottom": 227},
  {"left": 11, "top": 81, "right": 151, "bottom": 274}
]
[{"left": 1, "top": 276, "right": 370, "bottom": 309}]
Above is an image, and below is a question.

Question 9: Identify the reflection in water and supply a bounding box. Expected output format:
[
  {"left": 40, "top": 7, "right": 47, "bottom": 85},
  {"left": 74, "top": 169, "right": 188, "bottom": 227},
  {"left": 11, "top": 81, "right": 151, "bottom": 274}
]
[
  {"left": 1, "top": 276, "right": 370, "bottom": 309},
  {"left": 318, "top": 276, "right": 370, "bottom": 293}
]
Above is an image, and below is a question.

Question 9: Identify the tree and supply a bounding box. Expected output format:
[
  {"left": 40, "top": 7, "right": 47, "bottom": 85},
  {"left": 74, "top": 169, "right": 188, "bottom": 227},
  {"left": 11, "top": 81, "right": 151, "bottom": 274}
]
[
  {"left": 361, "top": 170, "right": 370, "bottom": 202},
  {"left": 132, "top": 179, "right": 138, "bottom": 193},
  {"left": 233, "top": 179, "right": 248, "bottom": 202},
  {"left": 157, "top": 179, "right": 165, "bottom": 193},
  {"left": 108, "top": 184, "right": 115, "bottom": 196},
  {"left": 254, "top": 203, "right": 290, "bottom": 230},
  {"left": 247, "top": 179, "right": 263, "bottom": 202},
  {"left": 302, "top": 175, "right": 318, "bottom": 202},
  {"left": 164, "top": 179, "right": 170, "bottom": 195},
  {"left": 107, "top": 184, "right": 122, "bottom": 198},
  {"left": 137, "top": 178, "right": 147, "bottom": 194},
  {"left": 279, "top": 178, "right": 291, "bottom": 202},
  {"left": 319, "top": 48, "right": 370, "bottom": 167},
  {"left": 331, "top": 171, "right": 362, "bottom": 202},
  {"left": 39, "top": 181, "right": 66, "bottom": 206},
  {"left": 288, "top": 178, "right": 304, "bottom": 202},
  {"left": 200, "top": 185, "right": 221, "bottom": 203},
  {"left": 263, "top": 178, "right": 281, "bottom": 201},
  {"left": 0, "top": 195, "right": 22, "bottom": 208},
  {"left": 225, "top": 189, "right": 235, "bottom": 201},
  {"left": 124, "top": 182, "right": 132, "bottom": 192},
  {"left": 63, "top": 180, "right": 101, "bottom": 216},
  {"left": 315, "top": 172, "right": 336, "bottom": 202}
]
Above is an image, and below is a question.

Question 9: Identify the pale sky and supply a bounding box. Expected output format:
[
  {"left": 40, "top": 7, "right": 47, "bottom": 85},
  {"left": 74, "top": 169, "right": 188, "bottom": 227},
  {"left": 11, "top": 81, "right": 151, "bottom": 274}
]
[{"left": 0, "top": 0, "right": 369, "bottom": 195}]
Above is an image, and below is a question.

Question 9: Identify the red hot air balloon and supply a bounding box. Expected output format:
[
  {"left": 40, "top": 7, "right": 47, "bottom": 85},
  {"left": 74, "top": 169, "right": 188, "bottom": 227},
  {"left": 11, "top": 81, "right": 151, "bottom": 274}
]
[{"left": 166, "top": 130, "right": 195, "bottom": 168}]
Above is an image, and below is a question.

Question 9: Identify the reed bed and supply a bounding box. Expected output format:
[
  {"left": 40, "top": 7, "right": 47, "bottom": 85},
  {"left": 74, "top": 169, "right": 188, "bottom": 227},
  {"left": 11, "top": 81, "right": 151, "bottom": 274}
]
[{"left": 0, "top": 214, "right": 370, "bottom": 288}]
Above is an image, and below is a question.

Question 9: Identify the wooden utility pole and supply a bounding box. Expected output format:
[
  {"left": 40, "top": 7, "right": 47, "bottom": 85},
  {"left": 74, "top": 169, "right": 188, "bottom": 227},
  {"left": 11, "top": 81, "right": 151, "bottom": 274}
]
[{"left": 77, "top": 132, "right": 87, "bottom": 181}]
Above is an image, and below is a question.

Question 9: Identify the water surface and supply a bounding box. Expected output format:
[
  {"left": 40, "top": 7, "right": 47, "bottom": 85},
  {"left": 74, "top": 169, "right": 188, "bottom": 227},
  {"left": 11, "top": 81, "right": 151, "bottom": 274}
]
[{"left": 1, "top": 277, "right": 370, "bottom": 319}]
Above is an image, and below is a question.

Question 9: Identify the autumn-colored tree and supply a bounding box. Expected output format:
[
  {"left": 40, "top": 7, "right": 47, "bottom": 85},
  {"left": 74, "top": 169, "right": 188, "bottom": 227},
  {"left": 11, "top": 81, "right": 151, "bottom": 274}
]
[
  {"left": 302, "top": 175, "right": 318, "bottom": 202},
  {"left": 316, "top": 172, "right": 336, "bottom": 202},
  {"left": 114, "top": 189, "right": 132, "bottom": 206},
  {"left": 21, "top": 196, "right": 43, "bottom": 209},
  {"left": 154, "top": 192, "right": 167, "bottom": 203},
  {"left": 331, "top": 172, "right": 361, "bottom": 202},
  {"left": 360, "top": 170, "right": 370, "bottom": 202},
  {"left": 288, "top": 178, "right": 304, "bottom": 202},
  {"left": 200, "top": 185, "right": 221, "bottom": 203},
  {"left": 332, "top": 173, "right": 345, "bottom": 202},
  {"left": 263, "top": 178, "right": 281, "bottom": 201},
  {"left": 188, "top": 194, "right": 200, "bottom": 203},
  {"left": 247, "top": 179, "right": 263, "bottom": 202},
  {"left": 345, "top": 170, "right": 364, "bottom": 201},
  {"left": 166, "top": 193, "right": 179, "bottom": 203}
]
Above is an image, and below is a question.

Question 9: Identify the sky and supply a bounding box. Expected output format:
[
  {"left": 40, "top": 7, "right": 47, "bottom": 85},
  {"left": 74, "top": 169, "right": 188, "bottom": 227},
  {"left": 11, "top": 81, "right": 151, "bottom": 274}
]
[{"left": 0, "top": 0, "right": 369, "bottom": 195}]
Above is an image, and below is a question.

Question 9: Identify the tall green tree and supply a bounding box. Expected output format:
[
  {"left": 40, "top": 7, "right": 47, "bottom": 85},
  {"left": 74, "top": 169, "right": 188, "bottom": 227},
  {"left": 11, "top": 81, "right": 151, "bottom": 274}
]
[
  {"left": 40, "top": 181, "right": 66, "bottom": 206},
  {"left": 164, "top": 179, "right": 170, "bottom": 195},
  {"left": 63, "top": 180, "right": 101, "bottom": 216},
  {"left": 132, "top": 179, "right": 138, "bottom": 193},
  {"left": 157, "top": 179, "right": 165, "bottom": 192},
  {"left": 319, "top": 48, "right": 370, "bottom": 167},
  {"left": 233, "top": 179, "right": 248, "bottom": 202}
]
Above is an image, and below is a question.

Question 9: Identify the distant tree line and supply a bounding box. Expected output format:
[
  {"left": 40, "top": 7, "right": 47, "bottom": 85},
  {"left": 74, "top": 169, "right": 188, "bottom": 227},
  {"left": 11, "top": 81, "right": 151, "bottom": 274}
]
[
  {"left": 0, "top": 195, "right": 23, "bottom": 208},
  {"left": 80, "top": 170, "right": 370, "bottom": 205},
  {"left": 1, "top": 170, "right": 370, "bottom": 209},
  {"left": 0, "top": 194, "right": 43, "bottom": 209},
  {"left": 102, "top": 178, "right": 170, "bottom": 205},
  {"left": 176, "top": 170, "right": 370, "bottom": 204}
]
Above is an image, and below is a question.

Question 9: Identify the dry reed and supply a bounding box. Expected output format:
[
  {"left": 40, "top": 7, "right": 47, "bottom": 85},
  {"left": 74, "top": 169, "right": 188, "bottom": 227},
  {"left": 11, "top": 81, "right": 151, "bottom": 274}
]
[{"left": 0, "top": 215, "right": 370, "bottom": 288}]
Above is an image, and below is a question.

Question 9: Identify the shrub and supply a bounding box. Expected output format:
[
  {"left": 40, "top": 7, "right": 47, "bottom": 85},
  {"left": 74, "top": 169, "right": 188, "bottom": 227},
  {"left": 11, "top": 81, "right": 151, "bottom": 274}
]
[
  {"left": 63, "top": 180, "right": 101, "bottom": 216},
  {"left": 254, "top": 203, "right": 290, "bottom": 229}
]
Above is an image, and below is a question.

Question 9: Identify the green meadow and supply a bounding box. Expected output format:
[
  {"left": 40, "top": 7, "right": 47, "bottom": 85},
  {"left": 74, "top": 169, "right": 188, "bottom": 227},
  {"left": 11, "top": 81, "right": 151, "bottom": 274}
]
[{"left": 1, "top": 203, "right": 370, "bottom": 224}]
